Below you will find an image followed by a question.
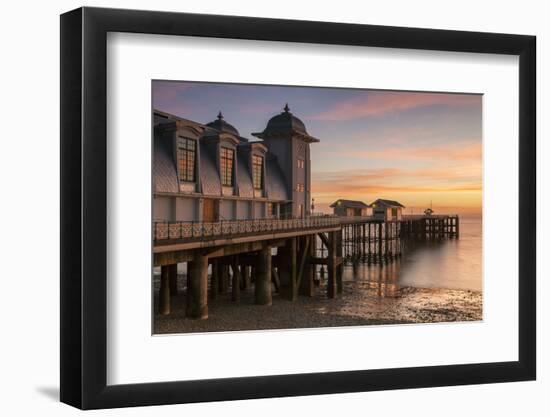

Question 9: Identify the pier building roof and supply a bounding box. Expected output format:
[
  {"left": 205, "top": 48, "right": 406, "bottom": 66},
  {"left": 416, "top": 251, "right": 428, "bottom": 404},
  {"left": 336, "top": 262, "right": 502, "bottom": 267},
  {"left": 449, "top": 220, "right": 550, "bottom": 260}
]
[
  {"left": 330, "top": 199, "right": 370, "bottom": 208},
  {"left": 371, "top": 199, "right": 405, "bottom": 208},
  {"left": 153, "top": 109, "right": 291, "bottom": 201}
]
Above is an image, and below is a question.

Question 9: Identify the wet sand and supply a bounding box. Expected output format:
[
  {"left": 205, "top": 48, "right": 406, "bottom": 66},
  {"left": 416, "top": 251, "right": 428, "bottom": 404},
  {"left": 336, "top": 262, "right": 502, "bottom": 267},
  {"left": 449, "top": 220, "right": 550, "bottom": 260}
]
[{"left": 153, "top": 278, "right": 482, "bottom": 334}]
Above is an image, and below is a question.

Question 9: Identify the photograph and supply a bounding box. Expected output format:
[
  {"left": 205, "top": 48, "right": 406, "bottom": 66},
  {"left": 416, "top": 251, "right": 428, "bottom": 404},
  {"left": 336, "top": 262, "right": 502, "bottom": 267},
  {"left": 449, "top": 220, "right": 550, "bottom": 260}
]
[{"left": 152, "top": 81, "right": 483, "bottom": 334}]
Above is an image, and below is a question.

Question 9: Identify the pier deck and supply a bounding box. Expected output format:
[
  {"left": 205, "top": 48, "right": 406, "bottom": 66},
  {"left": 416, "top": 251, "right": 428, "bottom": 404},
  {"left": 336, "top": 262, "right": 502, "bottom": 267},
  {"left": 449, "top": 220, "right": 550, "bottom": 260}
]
[{"left": 153, "top": 214, "right": 459, "bottom": 320}]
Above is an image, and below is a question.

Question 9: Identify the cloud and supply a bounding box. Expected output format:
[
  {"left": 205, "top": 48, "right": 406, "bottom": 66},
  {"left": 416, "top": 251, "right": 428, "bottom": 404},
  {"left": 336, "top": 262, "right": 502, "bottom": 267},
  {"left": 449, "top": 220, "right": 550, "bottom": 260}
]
[
  {"left": 310, "top": 91, "right": 481, "bottom": 121},
  {"left": 336, "top": 142, "right": 482, "bottom": 162},
  {"left": 310, "top": 166, "right": 481, "bottom": 206},
  {"left": 152, "top": 81, "right": 196, "bottom": 103}
]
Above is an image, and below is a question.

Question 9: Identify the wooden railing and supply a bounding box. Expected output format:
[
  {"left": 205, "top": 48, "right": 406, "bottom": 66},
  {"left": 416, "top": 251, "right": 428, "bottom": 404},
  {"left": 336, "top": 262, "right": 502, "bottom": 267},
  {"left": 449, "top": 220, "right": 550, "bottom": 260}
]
[
  {"left": 154, "top": 215, "right": 340, "bottom": 241},
  {"left": 153, "top": 214, "right": 459, "bottom": 241}
]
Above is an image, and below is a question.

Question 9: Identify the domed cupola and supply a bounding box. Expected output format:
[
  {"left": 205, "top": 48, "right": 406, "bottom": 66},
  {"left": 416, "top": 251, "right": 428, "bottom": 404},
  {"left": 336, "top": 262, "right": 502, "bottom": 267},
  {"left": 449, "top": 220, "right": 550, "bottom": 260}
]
[
  {"left": 206, "top": 111, "right": 240, "bottom": 136},
  {"left": 265, "top": 103, "right": 307, "bottom": 134},
  {"left": 252, "top": 104, "right": 320, "bottom": 143}
]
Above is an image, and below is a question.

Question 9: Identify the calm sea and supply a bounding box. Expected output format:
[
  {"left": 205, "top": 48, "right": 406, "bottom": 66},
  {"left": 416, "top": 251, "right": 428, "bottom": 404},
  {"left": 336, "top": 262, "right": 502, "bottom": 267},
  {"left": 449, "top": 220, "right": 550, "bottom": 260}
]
[{"left": 342, "top": 217, "right": 482, "bottom": 292}]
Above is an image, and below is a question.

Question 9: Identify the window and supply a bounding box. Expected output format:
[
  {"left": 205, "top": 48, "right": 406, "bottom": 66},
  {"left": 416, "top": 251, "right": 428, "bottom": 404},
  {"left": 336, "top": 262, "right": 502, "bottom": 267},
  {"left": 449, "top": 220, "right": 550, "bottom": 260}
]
[
  {"left": 267, "top": 202, "right": 273, "bottom": 217},
  {"left": 252, "top": 155, "right": 263, "bottom": 189},
  {"left": 220, "top": 147, "right": 234, "bottom": 186},
  {"left": 177, "top": 137, "right": 196, "bottom": 182},
  {"left": 296, "top": 183, "right": 304, "bottom": 192},
  {"left": 297, "top": 159, "right": 305, "bottom": 169}
]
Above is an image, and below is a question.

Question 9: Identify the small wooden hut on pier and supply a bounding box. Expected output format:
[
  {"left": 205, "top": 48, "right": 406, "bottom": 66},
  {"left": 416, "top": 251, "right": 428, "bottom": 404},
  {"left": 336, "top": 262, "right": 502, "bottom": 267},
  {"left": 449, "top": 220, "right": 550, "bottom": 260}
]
[
  {"left": 371, "top": 199, "right": 405, "bottom": 221},
  {"left": 330, "top": 199, "right": 373, "bottom": 217}
]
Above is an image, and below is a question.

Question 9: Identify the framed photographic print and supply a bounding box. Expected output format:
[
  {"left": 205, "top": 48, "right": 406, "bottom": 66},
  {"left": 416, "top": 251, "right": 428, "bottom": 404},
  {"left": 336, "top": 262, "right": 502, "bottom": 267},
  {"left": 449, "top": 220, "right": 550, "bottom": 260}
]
[{"left": 60, "top": 6, "right": 536, "bottom": 409}]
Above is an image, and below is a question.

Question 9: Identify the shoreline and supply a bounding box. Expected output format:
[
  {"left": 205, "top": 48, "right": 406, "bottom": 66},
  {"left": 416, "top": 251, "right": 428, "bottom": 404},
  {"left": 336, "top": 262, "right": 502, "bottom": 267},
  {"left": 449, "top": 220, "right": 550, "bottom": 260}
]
[{"left": 153, "top": 279, "right": 482, "bottom": 335}]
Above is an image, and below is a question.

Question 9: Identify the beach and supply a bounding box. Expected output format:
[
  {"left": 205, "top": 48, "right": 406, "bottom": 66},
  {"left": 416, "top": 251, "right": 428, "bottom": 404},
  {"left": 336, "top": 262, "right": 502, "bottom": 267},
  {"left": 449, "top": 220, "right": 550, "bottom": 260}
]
[{"left": 153, "top": 278, "right": 482, "bottom": 334}]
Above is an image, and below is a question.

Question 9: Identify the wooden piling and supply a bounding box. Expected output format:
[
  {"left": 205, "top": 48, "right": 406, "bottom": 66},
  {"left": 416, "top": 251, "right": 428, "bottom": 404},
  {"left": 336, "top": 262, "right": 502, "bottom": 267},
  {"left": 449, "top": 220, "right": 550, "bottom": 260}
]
[
  {"left": 336, "top": 229, "right": 344, "bottom": 294},
  {"left": 272, "top": 267, "right": 281, "bottom": 293},
  {"left": 277, "top": 237, "right": 297, "bottom": 301},
  {"left": 219, "top": 264, "right": 229, "bottom": 293},
  {"left": 186, "top": 254, "right": 208, "bottom": 319},
  {"left": 231, "top": 257, "right": 241, "bottom": 302},
  {"left": 367, "top": 222, "right": 372, "bottom": 263},
  {"left": 168, "top": 263, "right": 178, "bottom": 296},
  {"left": 159, "top": 265, "right": 171, "bottom": 315},
  {"left": 255, "top": 244, "right": 272, "bottom": 305},
  {"left": 378, "top": 222, "right": 383, "bottom": 264},
  {"left": 362, "top": 223, "right": 366, "bottom": 260},
  {"left": 242, "top": 265, "right": 251, "bottom": 289},
  {"left": 210, "top": 260, "right": 218, "bottom": 300},
  {"left": 327, "top": 231, "right": 337, "bottom": 298},
  {"left": 298, "top": 236, "right": 314, "bottom": 297}
]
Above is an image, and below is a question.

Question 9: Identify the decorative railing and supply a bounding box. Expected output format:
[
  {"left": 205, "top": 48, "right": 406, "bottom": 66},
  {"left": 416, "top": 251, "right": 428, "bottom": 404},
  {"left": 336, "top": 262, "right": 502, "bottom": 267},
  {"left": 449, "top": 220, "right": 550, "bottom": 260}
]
[{"left": 154, "top": 215, "right": 340, "bottom": 241}]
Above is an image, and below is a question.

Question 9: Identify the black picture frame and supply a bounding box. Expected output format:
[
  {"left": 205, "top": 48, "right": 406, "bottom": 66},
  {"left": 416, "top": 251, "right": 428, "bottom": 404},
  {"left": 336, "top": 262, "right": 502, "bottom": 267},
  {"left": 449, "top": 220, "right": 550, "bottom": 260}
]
[{"left": 60, "top": 6, "right": 536, "bottom": 410}]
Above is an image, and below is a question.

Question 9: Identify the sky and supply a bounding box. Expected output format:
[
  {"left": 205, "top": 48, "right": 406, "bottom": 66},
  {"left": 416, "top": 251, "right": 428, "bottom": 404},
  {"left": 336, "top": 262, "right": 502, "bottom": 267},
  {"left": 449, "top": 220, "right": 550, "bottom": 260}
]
[{"left": 153, "top": 80, "right": 482, "bottom": 216}]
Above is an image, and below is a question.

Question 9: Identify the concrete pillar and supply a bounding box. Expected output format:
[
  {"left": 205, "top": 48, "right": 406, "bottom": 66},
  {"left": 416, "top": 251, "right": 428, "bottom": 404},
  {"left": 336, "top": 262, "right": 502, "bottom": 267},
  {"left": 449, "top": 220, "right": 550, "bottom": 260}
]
[
  {"left": 168, "top": 263, "right": 178, "bottom": 296},
  {"left": 255, "top": 245, "right": 272, "bottom": 305},
  {"left": 186, "top": 254, "right": 209, "bottom": 319},
  {"left": 159, "top": 265, "right": 171, "bottom": 315}
]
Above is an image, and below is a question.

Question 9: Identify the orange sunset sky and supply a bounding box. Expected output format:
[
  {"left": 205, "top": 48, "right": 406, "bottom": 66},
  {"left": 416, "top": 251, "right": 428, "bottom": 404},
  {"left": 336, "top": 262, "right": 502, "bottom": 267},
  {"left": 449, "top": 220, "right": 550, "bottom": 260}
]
[{"left": 153, "top": 82, "right": 482, "bottom": 217}]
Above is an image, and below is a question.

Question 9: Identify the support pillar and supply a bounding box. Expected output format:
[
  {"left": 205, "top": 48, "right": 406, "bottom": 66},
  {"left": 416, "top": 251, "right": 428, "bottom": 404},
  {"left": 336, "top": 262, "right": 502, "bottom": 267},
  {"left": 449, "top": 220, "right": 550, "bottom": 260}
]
[
  {"left": 231, "top": 257, "right": 241, "bottom": 302},
  {"left": 210, "top": 260, "right": 218, "bottom": 300},
  {"left": 168, "top": 263, "right": 178, "bottom": 296},
  {"left": 277, "top": 238, "right": 297, "bottom": 301},
  {"left": 336, "top": 229, "right": 344, "bottom": 294},
  {"left": 327, "top": 232, "right": 337, "bottom": 298},
  {"left": 219, "top": 263, "right": 229, "bottom": 293},
  {"left": 159, "top": 265, "right": 171, "bottom": 315},
  {"left": 378, "top": 222, "right": 383, "bottom": 263},
  {"left": 186, "top": 254, "right": 209, "bottom": 319},
  {"left": 299, "top": 236, "right": 314, "bottom": 297},
  {"left": 242, "top": 265, "right": 251, "bottom": 290},
  {"left": 255, "top": 245, "right": 272, "bottom": 305}
]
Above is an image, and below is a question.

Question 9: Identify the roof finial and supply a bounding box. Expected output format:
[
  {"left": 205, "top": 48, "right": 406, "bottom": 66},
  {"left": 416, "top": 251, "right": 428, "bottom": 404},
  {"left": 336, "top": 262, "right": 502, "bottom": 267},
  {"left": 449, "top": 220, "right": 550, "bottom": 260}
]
[
  {"left": 283, "top": 103, "right": 290, "bottom": 113},
  {"left": 217, "top": 111, "right": 224, "bottom": 120}
]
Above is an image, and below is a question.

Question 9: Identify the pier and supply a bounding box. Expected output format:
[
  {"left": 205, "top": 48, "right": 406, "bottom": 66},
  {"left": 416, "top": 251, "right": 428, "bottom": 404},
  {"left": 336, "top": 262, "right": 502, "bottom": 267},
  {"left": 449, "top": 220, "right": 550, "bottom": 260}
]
[{"left": 154, "top": 214, "right": 459, "bottom": 319}]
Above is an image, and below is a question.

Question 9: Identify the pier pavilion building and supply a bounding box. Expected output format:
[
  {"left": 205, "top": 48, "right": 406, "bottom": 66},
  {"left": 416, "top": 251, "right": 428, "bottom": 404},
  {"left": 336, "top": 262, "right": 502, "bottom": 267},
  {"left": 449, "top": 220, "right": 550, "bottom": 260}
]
[{"left": 153, "top": 104, "right": 320, "bottom": 223}]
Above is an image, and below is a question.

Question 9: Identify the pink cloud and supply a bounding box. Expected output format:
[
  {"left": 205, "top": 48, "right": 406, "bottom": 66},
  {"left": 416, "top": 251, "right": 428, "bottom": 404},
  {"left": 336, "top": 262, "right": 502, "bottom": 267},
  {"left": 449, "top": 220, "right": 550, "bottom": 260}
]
[
  {"left": 152, "top": 81, "right": 205, "bottom": 106},
  {"left": 338, "top": 142, "right": 482, "bottom": 162},
  {"left": 310, "top": 91, "right": 481, "bottom": 121}
]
